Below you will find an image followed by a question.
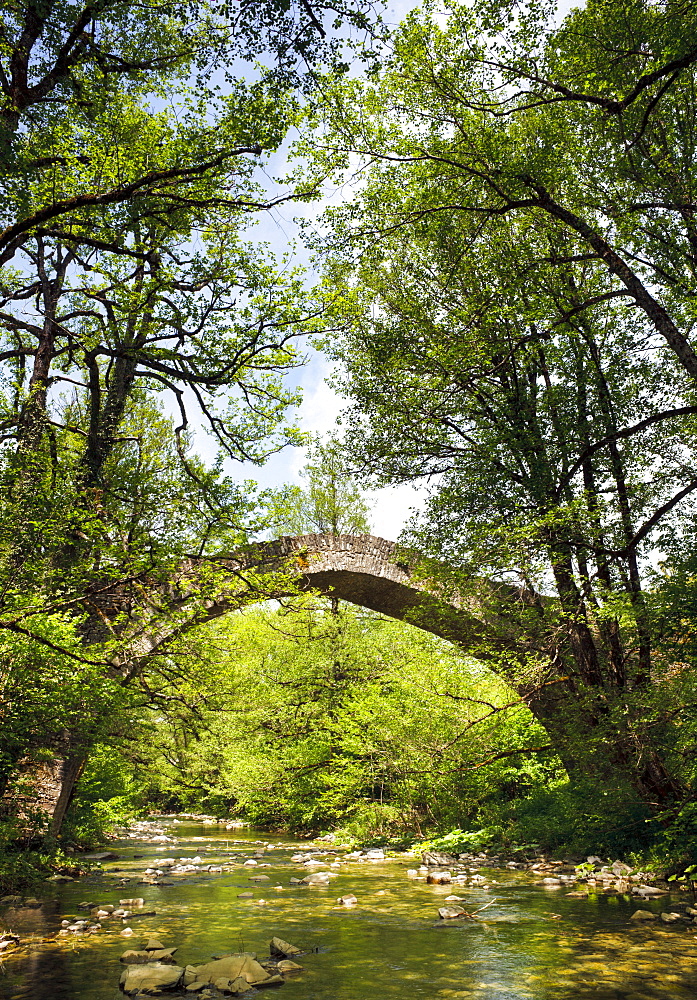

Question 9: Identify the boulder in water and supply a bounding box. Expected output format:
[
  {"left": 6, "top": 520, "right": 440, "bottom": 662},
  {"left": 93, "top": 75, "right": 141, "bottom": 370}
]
[
  {"left": 277, "top": 960, "right": 303, "bottom": 973},
  {"left": 214, "top": 976, "right": 250, "bottom": 993},
  {"left": 0, "top": 933, "right": 20, "bottom": 953},
  {"left": 302, "top": 872, "right": 331, "bottom": 885},
  {"left": 427, "top": 871, "right": 452, "bottom": 884},
  {"left": 144, "top": 937, "right": 166, "bottom": 951},
  {"left": 633, "top": 885, "right": 668, "bottom": 897},
  {"left": 119, "top": 963, "right": 184, "bottom": 993},
  {"left": 270, "top": 936, "right": 302, "bottom": 957},
  {"left": 121, "top": 948, "right": 177, "bottom": 964},
  {"left": 188, "top": 954, "right": 270, "bottom": 986}
]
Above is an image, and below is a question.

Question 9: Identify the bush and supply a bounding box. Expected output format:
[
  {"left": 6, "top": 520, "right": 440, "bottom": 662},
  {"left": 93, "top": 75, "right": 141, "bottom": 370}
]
[
  {"left": 659, "top": 801, "right": 697, "bottom": 871},
  {"left": 483, "top": 779, "right": 659, "bottom": 856},
  {"left": 416, "top": 826, "right": 505, "bottom": 855}
]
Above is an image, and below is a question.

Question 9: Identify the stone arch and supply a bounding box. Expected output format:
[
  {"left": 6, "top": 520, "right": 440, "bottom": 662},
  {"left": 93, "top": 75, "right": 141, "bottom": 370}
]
[
  {"left": 200, "top": 532, "right": 524, "bottom": 656},
  {"left": 23, "top": 534, "right": 532, "bottom": 835}
]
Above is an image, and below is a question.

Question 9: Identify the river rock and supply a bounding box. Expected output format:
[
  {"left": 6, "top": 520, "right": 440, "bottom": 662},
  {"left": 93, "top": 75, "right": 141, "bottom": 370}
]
[
  {"left": 189, "top": 954, "right": 271, "bottom": 986},
  {"left": 423, "top": 851, "right": 458, "bottom": 866},
  {"left": 121, "top": 948, "right": 177, "bottom": 964},
  {"left": 660, "top": 911, "right": 682, "bottom": 923},
  {"left": 427, "top": 871, "right": 452, "bottom": 885},
  {"left": 0, "top": 896, "right": 23, "bottom": 905},
  {"left": 120, "top": 963, "right": 184, "bottom": 993},
  {"left": 338, "top": 894, "right": 357, "bottom": 905},
  {"left": 120, "top": 898, "right": 144, "bottom": 907},
  {"left": 277, "top": 960, "right": 303, "bottom": 973},
  {"left": 270, "top": 936, "right": 301, "bottom": 957},
  {"left": 144, "top": 937, "right": 166, "bottom": 951},
  {"left": 611, "top": 861, "right": 632, "bottom": 876},
  {"left": 438, "top": 906, "right": 466, "bottom": 919},
  {"left": 630, "top": 909, "right": 657, "bottom": 921},
  {"left": 120, "top": 928, "right": 134, "bottom": 937},
  {"left": 23, "top": 898, "right": 42, "bottom": 908},
  {"left": 0, "top": 933, "right": 20, "bottom": 952},
  {"left": 84, "top": 851, "right": 119, "bottom": 861},
  {"left": 302, "top": 872, "right": 331, "bottom": 885},
  {"left": 214, "top": 976, "right": 250, "bottom": 993},
  {"left": 633, "top": 885, "right": 669, "bottom": 897}
]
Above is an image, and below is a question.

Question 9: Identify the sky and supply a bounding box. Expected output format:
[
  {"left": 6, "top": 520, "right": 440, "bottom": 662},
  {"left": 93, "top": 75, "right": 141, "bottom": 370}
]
[{"left": 226, "top": 0, "right": 580, "bottom": 541}]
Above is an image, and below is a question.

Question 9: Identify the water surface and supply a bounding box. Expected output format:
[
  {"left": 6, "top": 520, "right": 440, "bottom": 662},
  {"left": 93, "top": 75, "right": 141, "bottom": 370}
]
[{"left": 1, "top": 821, "right": 696, "bottom": 1000}]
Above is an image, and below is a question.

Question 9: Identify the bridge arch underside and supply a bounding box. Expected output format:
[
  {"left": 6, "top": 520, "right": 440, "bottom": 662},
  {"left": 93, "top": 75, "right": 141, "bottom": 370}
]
[
  {"left": 299, "top": 566, "right": 487, "bottom": 651},
  {"left": 218, "top": 534, "right": 501, "bottom": 655}
]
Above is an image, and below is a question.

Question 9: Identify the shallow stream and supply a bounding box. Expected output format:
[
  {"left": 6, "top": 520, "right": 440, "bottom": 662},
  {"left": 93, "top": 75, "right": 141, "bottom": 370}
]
[{"left": 2, "top": 821, "right": 697, "bottom": 1000}]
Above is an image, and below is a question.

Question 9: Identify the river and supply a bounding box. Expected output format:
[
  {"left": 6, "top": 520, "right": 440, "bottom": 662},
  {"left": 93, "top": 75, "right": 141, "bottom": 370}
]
[{"left": 1, "top": 820, "right": 697, "bottom": 999}]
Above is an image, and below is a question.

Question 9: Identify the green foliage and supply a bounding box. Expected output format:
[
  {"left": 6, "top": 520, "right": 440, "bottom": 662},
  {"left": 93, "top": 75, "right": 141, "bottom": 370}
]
[
  {"left": 482, "top": 780, "right": 660, "bottom": 857},
  {"left": 267, "top": 433, "right": 372, "bottom": 537},
  {"left": 417, "top": 826, "right": 505, "bottom": 855},
  {"left": 0, "top": 614, "right": 133, "bottom": 789},
  {"left": 297, "top": 0, "right": 697, "bottom": 811},
  {"left": 0, "top": 840, "right": 77, "bottom": 895},
  {"left": 660, "top": 803, "right": 697, "bottom": 869},
  {"left": 136, "top": 600, "right": 561, "bottom": 837},
  {"left": 63, "top": 745, "right": 148, "bottom": 847},
  {"left": 0, "top": 0, "right": 388, "bottom": 835}
]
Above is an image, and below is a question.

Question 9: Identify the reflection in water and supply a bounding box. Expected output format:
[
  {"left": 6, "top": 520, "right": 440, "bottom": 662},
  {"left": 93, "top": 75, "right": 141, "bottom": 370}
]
[{"left": 1, "top": 823, "right": 697, "bottom": 1000}]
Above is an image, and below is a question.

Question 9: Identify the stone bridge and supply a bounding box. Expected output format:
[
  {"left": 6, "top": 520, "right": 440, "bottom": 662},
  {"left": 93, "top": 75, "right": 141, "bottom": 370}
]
[
  {"left": 183, "top": 532, "right": 530, "bottom": 657},
  {"left": 28, "top": 533, "right": 538, "bottom": 836}
]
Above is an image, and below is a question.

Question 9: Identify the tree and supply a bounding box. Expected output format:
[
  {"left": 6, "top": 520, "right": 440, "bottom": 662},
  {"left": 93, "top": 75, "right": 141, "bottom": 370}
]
[
  {"left": 301, "top": 0, "right": 697, "bottom": 809},
  {"left": 0, "top": 0, "right": 385, "bottom": 836},
  {"left": 268, "top": 433, "right": 372, "bottom": 536}
]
